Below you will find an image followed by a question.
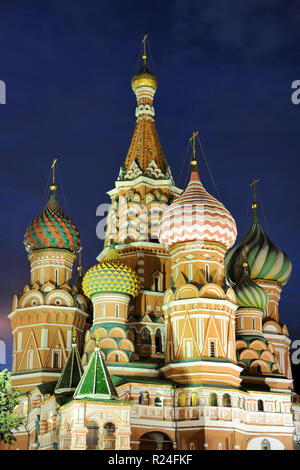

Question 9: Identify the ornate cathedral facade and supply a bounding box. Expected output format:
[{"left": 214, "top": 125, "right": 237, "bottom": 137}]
[{"left": 2, "top": 49, "right": 300, "bottom": 451}]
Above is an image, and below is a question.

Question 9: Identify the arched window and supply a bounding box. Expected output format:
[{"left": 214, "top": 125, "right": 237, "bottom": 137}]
[
  {"left": 261, "top": 439, "right": 270, "bottom": 450},
  {"left": 178, "top": 392, "right": 186, "bottom": 407},
  {"left": 258, "top": 399, "right": 264, "bottom": 411},
  {"left": 141, "top": 328, "right": 151, "bottom": 345},
  {"left": 210, "top": 393, "right": 218, "bottom": 407},
  {"left": 222, "top": 394, "right": 231, "bottom": 407},
  {"left": 86, "top": 421, "right": 99, "bottom": 449},
  {"left": 155, "top": 329, "right": 162, "bottom": 354},
  {"left": 154, "top": 276, "right": 159, "bottom": 292},
  {"left": 191, "top": 392, "right": 199, "bottom": 406},
  {"left": 139, "top": 392, "right": 149, "bottom": 405},
  {"left": 115, "top": 353, "right": 119, "bottom": 363},
  {"left": 154, "top": 396, "right": 163, "bottom": 407}
]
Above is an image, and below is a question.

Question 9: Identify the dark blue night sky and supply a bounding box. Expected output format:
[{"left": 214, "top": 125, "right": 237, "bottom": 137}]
[{"left": 1, "top": 0, "right": 300, "bottom": 370}]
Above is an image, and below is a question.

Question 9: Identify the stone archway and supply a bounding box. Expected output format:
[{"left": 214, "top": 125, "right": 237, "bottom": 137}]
[{"left": 139, "top": 432, "right": 173, "bottom": 450}]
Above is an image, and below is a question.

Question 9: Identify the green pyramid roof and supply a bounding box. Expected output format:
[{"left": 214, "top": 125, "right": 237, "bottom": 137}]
[
  {"left": 55, "top": 343, "right": 84, "bottom": 395},
  {"left": 74, "top": 347, "right": 118, "bottom": 400}
]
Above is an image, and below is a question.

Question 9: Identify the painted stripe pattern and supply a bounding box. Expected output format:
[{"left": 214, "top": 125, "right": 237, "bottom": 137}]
[
  {"left": 235, "top": 271, "right": 269, "bottom": 310},
  {"left": 24, "top": 194, "right": 81, "bottom": 253},
  {"left": 225, "top": 210, "right": 292, "bottom": 286},
  {"left": 158, "top": 170, "right": 237, "bottom": 250}
]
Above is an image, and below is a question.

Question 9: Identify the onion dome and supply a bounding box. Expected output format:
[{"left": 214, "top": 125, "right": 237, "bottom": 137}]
[
  {"left": 159, "top": 169, "right": 237, "bottom": 250},
  {"left": 131, "top": 64, "right": 158, "bottom": 92},
  {"left": 82, "top": 244, "right": 141, "bottom": 299},
  {"left": 225, "top": 203, "right": 292, "bottom": 287},
  {"left": 24, "top": 193, "right": 81, "bottom": 253},
  {"left": 235, "top": 264, "right": 269, "bottom": 310}
]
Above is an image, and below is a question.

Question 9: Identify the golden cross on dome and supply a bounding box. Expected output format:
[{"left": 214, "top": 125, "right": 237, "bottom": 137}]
[
  {"left": 189, "top": 131, "right": 199, "bottom": 169},
  {"left": 250, "top": 178, "right": 259, "bottom": 202},
  {"left": 142, "top": 34, "right": 148, "bottom": 64},
  {"left": 250, "top": 178, "right": 259, "bottom": 211},
  {"left": 50, "top": 158, "right": 58, "bottom": 193}
]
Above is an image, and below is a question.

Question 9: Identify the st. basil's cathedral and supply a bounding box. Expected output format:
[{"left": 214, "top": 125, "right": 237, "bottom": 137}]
[{"left": 2, "top": 45, "right": 300, "bottom": 451}]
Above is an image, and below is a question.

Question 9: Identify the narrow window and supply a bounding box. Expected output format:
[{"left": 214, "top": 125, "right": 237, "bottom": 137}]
[
  {"left": 53, "top": 351, "right": 60, "bottom": 368},
  {"left": 55, "top": 268, "right": 59, "bottom": 285},
  {"left": 261, "top": 439, "right": 270, "bottom": 450},
  {"left": 41, "top": 329, "right": 48, "bottom": 348},
  {"left": 102, "top": 304, "right": 106, "bottom": 317},
  {"left": 205, "top": 264, "right": 209, "bottom": 282},
  {"left": 17, "top": 332, "right": 22, "bottom": 351},
  {"left": 154, "top": 276, "right": 159, "bottom": 291},
  {"left": 185, "top": 339, "right": 192, "bottom": 358},
  {"left": 252, "top": 318, "right": 255, "bottom": 330},
  {"left": 115, "top": 304, "right": 119, "bottom": 318},
  {"left": 210, "top": 341, "right": 216, "bottom": 357},
  {"left": 27, "top": 350, "right": 34, "bottom": 370},
  {"left": 189, "top": 264, "right": 193, "bottom": 281},
  {"left": 40, "top": 269, "right": 44, "bottom": 285}
]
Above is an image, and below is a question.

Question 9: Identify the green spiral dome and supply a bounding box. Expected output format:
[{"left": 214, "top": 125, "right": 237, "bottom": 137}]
[
  {"left": 235, "top": 268, "right": 269, "bottom": 310},
  {"left": 225, "top": 206, "right": 292, "bottom": 287},
  {"left": 82, "top": 245, "right": 140, "bottom": 299}
]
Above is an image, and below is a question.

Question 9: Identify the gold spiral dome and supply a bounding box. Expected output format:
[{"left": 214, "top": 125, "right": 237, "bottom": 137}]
[{"left": 82, "top": 245, "right": 140, "bottom": 299}]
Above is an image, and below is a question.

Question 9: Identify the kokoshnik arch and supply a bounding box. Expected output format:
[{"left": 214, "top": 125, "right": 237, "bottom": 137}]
[{"left": 2, "top": 42, "right": 300, "bottom": 451}]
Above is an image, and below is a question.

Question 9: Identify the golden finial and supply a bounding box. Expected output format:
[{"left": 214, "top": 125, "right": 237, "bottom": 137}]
[
  {"left": 77, "top": 247, "right": 82, "bottom": 277},
  {"left": 250, "top": 178, "right": 259, "bottom": 209},
  {"left": 142, "top": 34, "right": 148, "bottom": 65},
  {"left": 242, "top": 245, "right": 248, "bottom": 270},
  {"left": 50, "top": 158, "right": 58, "bottom": 193},
  {"left": 189, "top": 131, "right": 199, "bottom": 169},
  {"left": 94, "top": 330, "right": 100, "bottom": 349},
  {"left": 72, "top": 326, "right": 76, "bottom": 344}
]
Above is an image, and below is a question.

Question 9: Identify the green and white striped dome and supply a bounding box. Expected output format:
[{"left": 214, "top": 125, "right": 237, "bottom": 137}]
[
  {"left": 225, "top": 206, "right": 292, "bottom": 287},
  {"left": 235, "top": 268, "right": 269, "bottom": 310}
]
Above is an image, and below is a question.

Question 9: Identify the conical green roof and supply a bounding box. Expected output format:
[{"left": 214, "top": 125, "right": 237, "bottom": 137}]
[
  {"left": 55, "top": 343, "right": 84, "bottom": 395},
  {"left": 74, "top": 347, "right": 118, "bottom": 400}
]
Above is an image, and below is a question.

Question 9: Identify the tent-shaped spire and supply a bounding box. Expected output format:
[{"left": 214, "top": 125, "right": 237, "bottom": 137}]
[
  {"left": 74, "top": 346, "right": 118, "bottom": 400},
  {"left": 55, "top": 333, "right": 84, "bottom": 395}
]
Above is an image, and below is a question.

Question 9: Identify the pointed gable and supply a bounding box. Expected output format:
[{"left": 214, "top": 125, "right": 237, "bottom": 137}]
[{"left": 74, "top": 347, "right": 118, "bottom": 400}]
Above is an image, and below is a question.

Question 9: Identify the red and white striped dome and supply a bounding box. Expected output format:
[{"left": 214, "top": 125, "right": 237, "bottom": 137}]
[{"left": 158, "top": 170, "right": 237, "bottom": 250}]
